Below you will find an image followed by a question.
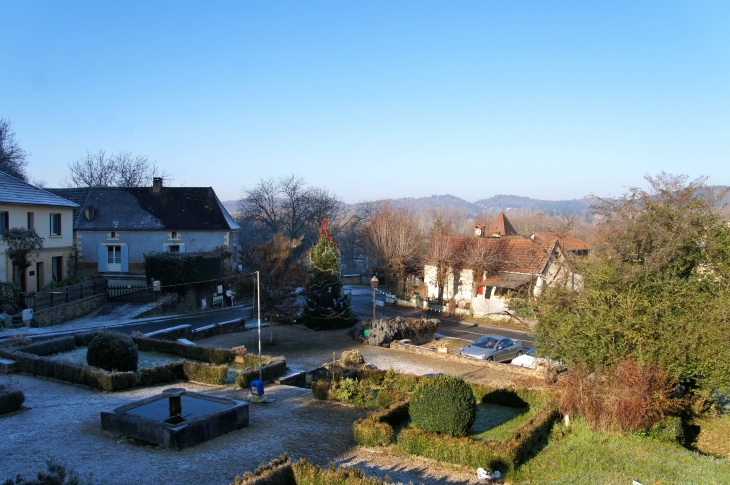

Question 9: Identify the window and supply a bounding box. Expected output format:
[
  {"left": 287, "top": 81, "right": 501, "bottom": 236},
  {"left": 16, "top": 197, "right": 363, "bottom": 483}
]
[
  {"left": 107, "top": 245, "right": 122, "bottom": 271},
  {"left": 170, "top": 231, "right": 179, "bottom": 240},
  {"left": 0, "top": 212, "right": 8, "bottom": 235},
  {"left": 169, "top": 245, "right": 180, "bottom": 253},
  {"left": 50, "top": 213, "right": 61, "bottom": 236},
  {"left": 27, "top": 212, "right": 34, "bottom": 230},
  {"left": 52, "top": 257, "right": 63, "bottom": 282},
  {"left": 108, "top": 231, "right": 119, "bottom": 240}
]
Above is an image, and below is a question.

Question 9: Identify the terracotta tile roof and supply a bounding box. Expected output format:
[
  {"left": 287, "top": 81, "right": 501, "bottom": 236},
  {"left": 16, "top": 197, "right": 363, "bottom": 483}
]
[
  {"left": 0, "top": 171, "right": 78, "bottom": 208},
  {"left": 486, "top": 211, "right": 518, "bottom": 236},
  {"left": 532, "top": 231, "right": 590, "bottom": 252},
  {"left": 446, "top": 235, "right": 557, "bottom": 275}
]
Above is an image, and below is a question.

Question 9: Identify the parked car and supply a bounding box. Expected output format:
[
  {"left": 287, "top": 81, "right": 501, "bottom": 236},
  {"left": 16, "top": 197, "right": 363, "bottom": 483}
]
[
  {"left": 459, "top": 334, "right": 524, "bottom": 362},
  {"left": 511, "top": 347, "right": 565, "bottom": 371}
]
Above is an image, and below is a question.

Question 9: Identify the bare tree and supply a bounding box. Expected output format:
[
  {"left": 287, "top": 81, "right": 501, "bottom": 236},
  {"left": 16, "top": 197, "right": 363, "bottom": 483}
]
[
  {"left": 238, "top": 174, "right": 350, "bottom": 249},
  {"left": 237, "top": 234, "right": 308, "bottom": 344},
  {"left": 426, "top": 219, "right": 455, "bottom": 304},
  {"left": 1, "top": 227, "right": 44, "bottom": 292},
  {"left": 0, "top": 118, "right": 29, "bottom": 182},
  {"left": 460, "top": 237, "right": 505, "bottom": 296},
  {"left": 62, "top": 150, "right": 167, "bottom": 187},
  {"left": 361, "top": 203, "right": 423, "bottom": 298}
]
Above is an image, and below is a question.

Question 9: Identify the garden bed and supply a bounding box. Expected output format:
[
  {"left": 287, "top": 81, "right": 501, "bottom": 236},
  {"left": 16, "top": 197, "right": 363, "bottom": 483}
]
[{"left": 0, "top": 332, "right": 286, "bottom": 391}]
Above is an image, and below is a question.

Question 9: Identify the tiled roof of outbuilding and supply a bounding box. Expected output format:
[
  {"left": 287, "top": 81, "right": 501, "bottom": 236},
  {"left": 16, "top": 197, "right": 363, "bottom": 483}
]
[
  {"left": 46, "top": 186, "right": 240, "bottom": 231},
  {"left": 447, "top": 235, "right": 557, "bottom": 275},
  {"left": 486, "top": 211, "right": 518, "bottom": 236},
  {"left": 0, "top": 171, "right": 79, "bottom": 208},
  {"left": 532, "top": 231, "right": 590, "bottom": 252}
]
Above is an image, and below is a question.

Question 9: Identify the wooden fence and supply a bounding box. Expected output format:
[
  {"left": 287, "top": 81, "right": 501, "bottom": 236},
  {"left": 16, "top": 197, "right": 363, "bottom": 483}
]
[
  {"left": 23, "top": 278, "right": 108, "bottom": 311},
  {"left": 108, "top": 285, "right": 155, "bottom": 303}
]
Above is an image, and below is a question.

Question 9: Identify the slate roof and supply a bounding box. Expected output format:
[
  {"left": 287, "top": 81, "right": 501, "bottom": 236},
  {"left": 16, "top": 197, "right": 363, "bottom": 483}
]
[
  {"left": 0, "top": 171, "right": 78, "bottom": 208},
  {"left": 46, "top": 186, "right": 240, "bottom": 231},
  {"left": 533, "top": 231, "right": 590, "bottom": 253},
  {"left": 486, "top": 211, "right": 518, "bottom": 236},
  {"left": 445, "top": 235, "right": 558, "bottom": 275}
]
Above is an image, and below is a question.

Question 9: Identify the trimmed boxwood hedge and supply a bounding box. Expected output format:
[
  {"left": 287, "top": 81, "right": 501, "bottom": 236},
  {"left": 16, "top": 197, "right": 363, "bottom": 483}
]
[
  {"left": 87, "top": 332, "right": 139, "bottom": 372},
  {"left": 352, "top": 399, "right": 410, "bottom": 447},
  {"left": 132, "top": 335, "right": 232, "bottom": 364},
  {"left": 232, "top": 455, "right": 388, "bottom": 485}
]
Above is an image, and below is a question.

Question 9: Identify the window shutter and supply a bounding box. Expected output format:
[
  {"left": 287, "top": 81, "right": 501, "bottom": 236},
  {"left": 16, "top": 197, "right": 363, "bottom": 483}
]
[
  {"left": 163, "top": 245, "right": 169, "bottom": 252},
  {"left": 179, "top": 245, "right": 186, "bottom": 253},
  {"left": 98, "top": 246, "right": 107, "bottom": 272},
  {"left": 121, "top": 246, "right": 129, "bottom": 272}
]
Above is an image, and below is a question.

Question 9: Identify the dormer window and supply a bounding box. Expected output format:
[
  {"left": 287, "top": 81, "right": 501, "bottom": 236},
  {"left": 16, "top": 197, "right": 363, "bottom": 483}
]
[
  {"left": 170, "top": 231, "right": 180, "bottom": 240},
  {"left": 108, "top": 231, "right": 119, "bottom": 240}
]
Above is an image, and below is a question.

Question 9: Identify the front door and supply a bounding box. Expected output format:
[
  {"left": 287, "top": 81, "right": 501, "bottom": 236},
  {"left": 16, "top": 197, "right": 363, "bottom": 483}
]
[
  {"left": 107, "top": 245, "right": 122, "bottom": 272},
  {"left": 36, "top": 262, "right": 45, "bottom": 292}
]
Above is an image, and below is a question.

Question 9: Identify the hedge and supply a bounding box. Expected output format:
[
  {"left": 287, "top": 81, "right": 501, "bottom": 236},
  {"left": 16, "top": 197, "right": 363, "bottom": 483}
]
[
  {"left": 0, "top": 390, "right": 25, "bottom": 415},
  {"left": 16, "top": 336, "right": 76, "bottom": 356},
  {"left": 471, "top": 384, "right": 553, "bottom": 409},
  {"left": 144, "top": 251, "right": 225, "bottom": 287},
  {"left": 181, "top": 362, "right": 229, "bottom": 385},
  {"left": 234, "top": 357, "right": 286, "bottom": 387},
  {"left": 352, "top": 399, "right": 409, "bottom": 447},
  {"left": 232, "top": 455, "right": 388, "bottom": 485},
  {"left": 132, "top": 335, "right": 232, "bottom": 364},
  {"left": 502, "top": 406, "right": 561, "bottom": 466},
  {"left": 397, "top": 427, "right": 513, "bottom": 472}
]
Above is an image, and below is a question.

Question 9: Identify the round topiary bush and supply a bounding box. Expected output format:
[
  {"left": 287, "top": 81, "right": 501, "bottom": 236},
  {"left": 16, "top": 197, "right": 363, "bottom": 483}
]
[
  {"left": 86, "top": 331, "right": 139, "bottom": 372},
  {"left": 409, "top": 375, "right": 476, "bottom": 437}
]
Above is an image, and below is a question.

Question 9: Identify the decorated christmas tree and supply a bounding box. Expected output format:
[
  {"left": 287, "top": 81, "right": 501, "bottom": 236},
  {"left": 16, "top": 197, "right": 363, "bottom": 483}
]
[{"left": 303, "top": 220, "right": 354, "bottom": 329}]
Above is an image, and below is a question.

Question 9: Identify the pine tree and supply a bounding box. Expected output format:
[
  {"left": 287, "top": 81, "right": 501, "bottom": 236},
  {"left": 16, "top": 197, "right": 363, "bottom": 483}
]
[{"left": 303, "top": 220, "right": 354, "bottom": 329}]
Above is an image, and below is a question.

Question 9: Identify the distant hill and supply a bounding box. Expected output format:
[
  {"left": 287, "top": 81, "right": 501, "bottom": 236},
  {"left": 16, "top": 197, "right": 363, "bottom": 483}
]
[
  {"left": 475, "top": 195, "right": 596, "bottom": 216},
  {"left": 221, "top": 200, "right": 239, "bottom": 214},
  {"left": 386, "top": 194, "right": 483, "bottom": 217}
]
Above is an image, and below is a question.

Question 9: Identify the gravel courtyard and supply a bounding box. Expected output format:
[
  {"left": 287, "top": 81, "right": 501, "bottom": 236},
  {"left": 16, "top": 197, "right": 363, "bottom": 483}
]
[{"left": 1, "top": 323, "right": 539, "bottom": 485}]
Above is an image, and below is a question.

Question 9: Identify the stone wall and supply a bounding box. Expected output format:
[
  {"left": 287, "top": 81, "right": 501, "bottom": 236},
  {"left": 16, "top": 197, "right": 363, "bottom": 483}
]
[
  {"left": 33, "top": 293, "right": 107, "bottom": 327},
  {"left": 390, "top": 340, "right": 543, "bottom": 378}
]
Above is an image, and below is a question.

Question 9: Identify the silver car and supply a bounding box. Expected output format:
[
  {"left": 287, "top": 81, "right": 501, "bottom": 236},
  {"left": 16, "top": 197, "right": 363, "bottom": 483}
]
[{"left": 459, "top": 334, "right": 524, "bottom": 362}]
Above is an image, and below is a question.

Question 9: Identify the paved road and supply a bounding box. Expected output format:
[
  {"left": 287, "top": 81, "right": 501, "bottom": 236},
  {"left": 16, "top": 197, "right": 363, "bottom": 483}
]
[{"left": 348, "top": 286, "right": 534, "bottom": 348}]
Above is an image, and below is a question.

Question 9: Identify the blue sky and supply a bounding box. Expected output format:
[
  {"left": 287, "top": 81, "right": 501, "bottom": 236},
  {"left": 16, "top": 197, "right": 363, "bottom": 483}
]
[{"left": 1, "top": 1, "right": 728, "bottom": 203}]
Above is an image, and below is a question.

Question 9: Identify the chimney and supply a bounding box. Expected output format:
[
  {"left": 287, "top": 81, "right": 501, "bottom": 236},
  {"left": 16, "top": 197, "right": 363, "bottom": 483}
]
[
  {"left": 153, "top": 177, "right": 163, "bottom": 193},
  {"left": 84, "top": 206, "right": 96, "bottom": 220}
]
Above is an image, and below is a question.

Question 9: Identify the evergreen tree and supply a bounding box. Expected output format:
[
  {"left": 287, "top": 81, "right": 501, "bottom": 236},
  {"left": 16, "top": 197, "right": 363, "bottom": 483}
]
[{"left": 303, "top": 220, "right": 354, "bottom": 329}]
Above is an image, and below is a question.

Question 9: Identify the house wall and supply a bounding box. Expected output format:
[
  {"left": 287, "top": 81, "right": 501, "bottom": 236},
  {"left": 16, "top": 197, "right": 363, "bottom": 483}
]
[
  {"left": 1, "top": 203, "right": 75, "bottom": 291},
  {"left": 75, "top": 229, "right": 238, "bottom": 275}
]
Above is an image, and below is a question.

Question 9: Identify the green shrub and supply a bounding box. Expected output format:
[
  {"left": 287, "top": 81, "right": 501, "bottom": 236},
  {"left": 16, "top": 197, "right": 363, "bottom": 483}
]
[
  {"left": 376, "top": 389, "right": 394, "bottom": 408},
  {"left": 333, "top": 378, "right": 360, "bottom": 402},
  {"left": 503, "top": 406, "right": 560, "bottom": 466},
  {"left": 86, "top": 332, "right": 138, "bottom": 372},
  {"left": 409, "top": 375, "right": 476, "bottom": 437},
  {"left": 646, "top": 415, "right": 684, "bottom": 443},
  {"left": 311, "top": 380, "right": 329, "bottom": 400}
]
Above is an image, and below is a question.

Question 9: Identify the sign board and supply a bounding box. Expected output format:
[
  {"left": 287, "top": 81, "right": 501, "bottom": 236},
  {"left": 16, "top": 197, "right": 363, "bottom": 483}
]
[
  {"left": 217, "top": 285, "right": 223, "bottom": 293},
  {"left": 376, "top": 300, "right": 385, "bottom": 307},
  {"left": 213, "top": 295, "right": 224, "bottom": 306},
  {"left": 153, "top": 280, "right": 161, "bottom": 291}
]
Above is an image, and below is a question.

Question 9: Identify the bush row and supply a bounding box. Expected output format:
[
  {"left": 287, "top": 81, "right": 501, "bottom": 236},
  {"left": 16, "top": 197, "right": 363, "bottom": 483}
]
[
  {"left": 0, "top": 390, "right": 25, "bottom": 415},
  {"left": 361, "top": 317, "right": 439, "bottom": 346},
  {"left": 16, "top": 335, "right": 77, "bottom": 356},
  {"left": 232, "top": 455, "right": 387, "bottom": 485},
  {"left": 0, "top": 349, "right": 137, "bottom": 391},
  {"left": 132, "top": 335, "right": 232, "bottom": 364},
  {"left": 397, "top": 427, "right": 513, "bottom": 472},
  {"left": 0, "top": 347, "right": 232, "bottom": 390},
  {"left": 234, "top": 357, "right": 287, "bottom": 389},
  {"left": 352, "top": 399, "right": 410, "bottom": 447}
]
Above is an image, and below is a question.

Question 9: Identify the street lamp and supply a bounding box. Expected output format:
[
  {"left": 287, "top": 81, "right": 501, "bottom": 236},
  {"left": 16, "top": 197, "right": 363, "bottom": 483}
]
[{"left": 370, "top": 275, "right": 379, "bottom": 322}]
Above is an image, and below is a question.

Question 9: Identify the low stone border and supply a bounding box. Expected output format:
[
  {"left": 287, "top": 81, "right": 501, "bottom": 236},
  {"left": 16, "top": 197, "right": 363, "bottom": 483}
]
[
  {"left": 143, "top": 319, "right": 247, "bottom": 341},
  {"left": 390, "top": 340, "right": 543, "bottom": 378},
  {"left": 145, "top": 324, "right": 192, "bottom": 341}
]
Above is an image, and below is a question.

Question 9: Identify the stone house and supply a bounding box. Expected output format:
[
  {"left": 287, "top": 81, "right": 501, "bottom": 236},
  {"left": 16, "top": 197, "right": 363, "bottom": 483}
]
[
  {"left": 424, "top": 212, "right": 587, "bottom": 316},
  {"left": 1, "top": 171, "right": 79, "bottom": 292},
  {"left": 47, "top": 178, "right": 240, "bottom": 285}
]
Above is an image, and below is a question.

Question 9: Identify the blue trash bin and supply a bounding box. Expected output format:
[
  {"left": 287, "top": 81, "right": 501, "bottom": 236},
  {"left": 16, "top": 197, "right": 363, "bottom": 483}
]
[{"left": 250, "top": 379, "right": 264, "bottom": 397}]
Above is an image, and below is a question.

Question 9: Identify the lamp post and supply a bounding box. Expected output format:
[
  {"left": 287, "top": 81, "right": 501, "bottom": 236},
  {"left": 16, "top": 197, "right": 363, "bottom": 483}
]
[{"left": 370, "top": 275, "right": 379, "bottom": 322}]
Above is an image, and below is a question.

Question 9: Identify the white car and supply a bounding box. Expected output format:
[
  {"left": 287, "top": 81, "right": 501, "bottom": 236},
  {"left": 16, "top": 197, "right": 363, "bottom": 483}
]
[{"left": 511, "top": 348, "right": 564, "bottom": 371}]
